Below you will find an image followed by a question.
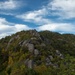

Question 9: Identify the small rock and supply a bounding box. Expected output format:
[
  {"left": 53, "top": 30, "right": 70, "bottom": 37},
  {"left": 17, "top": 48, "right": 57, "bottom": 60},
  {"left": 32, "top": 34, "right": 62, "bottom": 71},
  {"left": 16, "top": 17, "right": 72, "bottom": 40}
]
[
  {"left": 31, "top": 37, "right": 37, "bottom": 40},
  {"left": 49, "top": 55, "right": 53, "bottom": 60},
  {"left": 28, "top": 60, "right": 33, "bottom": 69},
  {"left": 34, "top": 49, "right": 39, "bottom": 56},
  {"left": 56, "top": 50, "right": 64, "bottom": 59},
  {"left": 24, "top": 59, "right": 33, "bottom": 69},
  {"left": 46, "top": 58, "right": 52, "bottom": 66},
  {"left": 56, "top": 50, "right": 60, "bottom": 55},
  {"left": 22, "top": 40, "right": 27, "bottom": 46},
  {"left": 53, "top": 64, "right": 58, "bottom": 68},
  {"left": 41, "top": 43, "right": 46, "bottom": 47}
]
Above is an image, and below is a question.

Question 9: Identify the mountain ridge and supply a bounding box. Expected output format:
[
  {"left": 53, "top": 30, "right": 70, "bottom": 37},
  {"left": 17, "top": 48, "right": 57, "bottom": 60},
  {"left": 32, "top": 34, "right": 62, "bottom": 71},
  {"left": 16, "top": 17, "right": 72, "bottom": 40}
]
[{"left": 0, "top": 30, "right": 75, "bottom": 75}]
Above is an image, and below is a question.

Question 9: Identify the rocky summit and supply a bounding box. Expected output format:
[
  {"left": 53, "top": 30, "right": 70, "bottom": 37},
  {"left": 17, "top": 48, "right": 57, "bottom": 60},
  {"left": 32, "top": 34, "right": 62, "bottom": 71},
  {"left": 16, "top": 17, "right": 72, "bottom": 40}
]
[{"left": 0, "top": 30, "right": 75, "bottom": 75}]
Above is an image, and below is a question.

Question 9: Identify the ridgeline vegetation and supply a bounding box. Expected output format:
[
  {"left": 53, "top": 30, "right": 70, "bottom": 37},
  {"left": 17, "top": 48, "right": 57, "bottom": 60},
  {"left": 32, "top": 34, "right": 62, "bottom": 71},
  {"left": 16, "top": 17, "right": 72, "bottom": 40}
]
[{"left": 0, "top": 30, "right": 75, "bottom": 75}]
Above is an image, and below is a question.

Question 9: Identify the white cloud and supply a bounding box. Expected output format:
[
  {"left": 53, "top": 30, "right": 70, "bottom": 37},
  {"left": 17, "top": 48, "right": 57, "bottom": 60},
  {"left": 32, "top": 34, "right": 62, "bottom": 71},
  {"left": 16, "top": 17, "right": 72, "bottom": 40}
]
[
  {"left": 14, "top": 24, "right": 30, "bottom": 31},
  {"left": 16, "top": 8, "right": 51, "bottom": 25},
  {"left": 0, "top": 33, "right": 10, "bottom": 39},
  {"left": 48, "top": 0, "right": 75, "bottom": 19},
  {"left": 0, "top": 18, "right": 31, "bottom": 39},
  {"left": 37, "top": 23, "right": 75, "bottom": 34},
  {"left": 0, "top": 0, "right": 20, "bottom": 10},
  {"left": 17, "top": 0, "right": 75, "bottom": 23},
  {"left": 0, "top": 12, "right": 15, "bottom": 16},
  {"left": 16, "top": 0, "right": 75, "bottom": 34}
]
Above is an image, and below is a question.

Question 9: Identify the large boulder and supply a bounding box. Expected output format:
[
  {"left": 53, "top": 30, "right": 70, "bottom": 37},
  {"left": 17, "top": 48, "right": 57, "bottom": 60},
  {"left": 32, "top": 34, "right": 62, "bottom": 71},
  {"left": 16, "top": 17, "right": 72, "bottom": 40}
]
[{"left": 27, "top": 43, "right": 34, "bottom": 53}]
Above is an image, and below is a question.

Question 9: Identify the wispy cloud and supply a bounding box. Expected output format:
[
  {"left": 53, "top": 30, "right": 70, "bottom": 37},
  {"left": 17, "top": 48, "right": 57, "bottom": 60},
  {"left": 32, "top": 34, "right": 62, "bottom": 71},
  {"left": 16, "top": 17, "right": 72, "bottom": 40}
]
[
  {"left": 0, "top": 0, "right": 75, "bottom": 39},
  {"left": 16, "top": 0, "right": 75, "bottom": 34},
  {"left": 16, "top": 8, "right": 50, "bottom": 25},
  {"left": 0, "top": 18, "right": 31, "bottom": 39},
  {"left": 0, "top": 0, "right": 21, "bottom": 10},
  {"left": 37, "top": 23, "right": 75, "bottom": 34},
  {"left": 49, "top": 0, "right": 75, "bottom": 19},
  {"left": 17, "top": 0, "right": 75, "bottom": 24}
]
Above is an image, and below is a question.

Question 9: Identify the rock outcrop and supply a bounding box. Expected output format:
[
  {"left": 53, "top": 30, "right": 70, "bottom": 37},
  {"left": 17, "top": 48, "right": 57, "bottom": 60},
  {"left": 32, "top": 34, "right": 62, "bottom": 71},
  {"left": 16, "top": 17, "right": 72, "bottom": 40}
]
[
  {"left": 56, "top": 50, "right": 64, "bottom": 59},
  {"left": 5, "top": 30, "right": 65, "bottom": 69}
]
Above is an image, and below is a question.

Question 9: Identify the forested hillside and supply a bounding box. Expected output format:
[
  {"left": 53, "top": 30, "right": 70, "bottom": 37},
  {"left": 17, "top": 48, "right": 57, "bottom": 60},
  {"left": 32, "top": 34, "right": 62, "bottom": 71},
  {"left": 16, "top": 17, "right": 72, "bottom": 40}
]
[{"left": 0, "top": 30, "right": 75, "bottom": 75}]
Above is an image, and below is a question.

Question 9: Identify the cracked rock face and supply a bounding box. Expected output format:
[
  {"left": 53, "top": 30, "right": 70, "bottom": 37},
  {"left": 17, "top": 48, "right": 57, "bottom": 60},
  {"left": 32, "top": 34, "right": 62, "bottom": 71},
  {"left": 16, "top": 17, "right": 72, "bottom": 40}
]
[{"left": 6, "top": 35, "right": 20, "bottom": 50}]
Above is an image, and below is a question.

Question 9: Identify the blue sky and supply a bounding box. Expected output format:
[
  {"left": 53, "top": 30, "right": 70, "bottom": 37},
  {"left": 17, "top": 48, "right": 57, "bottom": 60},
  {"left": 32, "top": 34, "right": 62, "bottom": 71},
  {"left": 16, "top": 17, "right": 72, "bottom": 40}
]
[{"left": 0, "top": 0, "right": 75, "bottom": 38}]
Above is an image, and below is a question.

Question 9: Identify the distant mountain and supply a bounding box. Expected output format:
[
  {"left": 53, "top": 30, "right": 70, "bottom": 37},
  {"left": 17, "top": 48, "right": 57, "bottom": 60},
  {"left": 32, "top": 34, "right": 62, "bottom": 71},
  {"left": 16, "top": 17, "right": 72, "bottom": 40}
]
[{"left": 0, "top": 30, "right": 75, "bottom": 75}]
